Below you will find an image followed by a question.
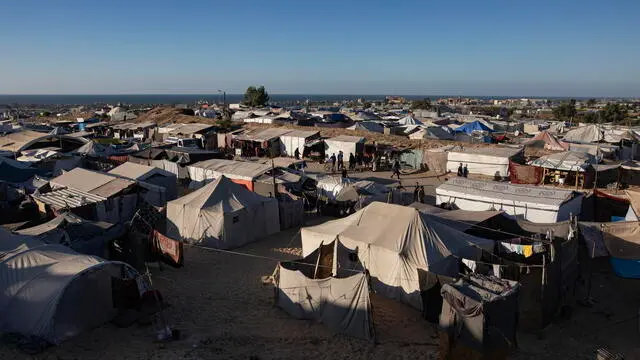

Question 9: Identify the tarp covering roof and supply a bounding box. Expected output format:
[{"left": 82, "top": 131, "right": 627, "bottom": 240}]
[
  {"left": 408, "top": 202, "right": 503, "bottom": 232},
  {"left": 562, "top": 124, "right": 603, "bottom": 143},
  {"left": 51, "top": 168, "right": 136, "bottom": 198},
  {"left": 347, "top": 121, "right": 384, "bottom": 133},
  {"left": 524, "top": 131, "right": 568, "bottom": 151},
  {"left": 0, "top": 228, "right": 142, "bottom": 344},
  {"left": 108, "top": 161, "right": 174, "bottom": 180},
  {"left": 234, "top": 128, "right": 293, "bottom": 142},
  {"left": 188, "top": 159, "right": 272, "bottom": 182},
  {"left": 166, "top": 176, "right": 279, "bottom": 248},
  {"left": 301, "top": 202, "right": 494, "bottom": 309},
  {"left": 528, "top": 151, "right": 596, "bottom": 172},
  {"left": 408, "top": 127, "right": 454, "bottom": 140},
  {"left": 326, "top": 135, "right": 366, "bottom": 143},
  {"left": 397, "top": 115, "right": 424, "bottom": 126},
  {"left": 0, "top": 130, "right": 48, "bottom": 152},
  {"left": 74, "top": 141, "right": 116, "bottom": 157},
  {"left": 160, "top": 123, "right": 215, "bottom": 135},
  {"left": 452, "top": 120, "right": 495, "bottom": 134}
]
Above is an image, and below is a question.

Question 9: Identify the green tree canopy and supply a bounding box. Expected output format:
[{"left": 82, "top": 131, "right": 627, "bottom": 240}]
[
  {"left": 586, "top": 98, "right": 597, "bottom": 107},
  {"left": 242, "top": 86, "right": 270, "bottom": 107},
  {"left": 410, "top": 98, "right": 431, "bottom": 110},
  {"left": 600, "top": 103, "right": 628, "bottom": 123},
  {"left": 552, "top": 99, "right": 577, "bottom": 120}
]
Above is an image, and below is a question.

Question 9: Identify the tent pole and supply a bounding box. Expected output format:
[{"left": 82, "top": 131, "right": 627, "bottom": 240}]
[{"left": 313, "top": 241, "right": 323, "bottom": 279}]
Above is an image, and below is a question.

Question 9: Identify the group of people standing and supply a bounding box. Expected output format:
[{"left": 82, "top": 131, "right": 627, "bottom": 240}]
[{"left": 457, "top": 163, "right": 469, "bottom": 177}]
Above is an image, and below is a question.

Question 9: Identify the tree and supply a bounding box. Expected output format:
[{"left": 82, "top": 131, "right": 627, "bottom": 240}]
[
  {"left": 242, "top": 86, "right": 270, "bottom": 107},
  {"left": 586, "top": 98, "right": 597, "bottom": 107},
  {"left": 552, "top": 100, "right": 577, "bottom": 121},
  {"left": 410, "top": 98, "right": 431, "bottom": 110},
  {"left": 600, "top": 103, "right": 628, "bottom": 123}
]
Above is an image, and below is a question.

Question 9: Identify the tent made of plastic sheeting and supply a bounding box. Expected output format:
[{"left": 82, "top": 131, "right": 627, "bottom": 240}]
[
  {"left": 187, "top": 158, "right": 272, "bottom": 190},
  {"left": 524, "top": 131, "right": 568, "bottom": 151},
  {"left": 408, "top": 127, "right": 454, "bottom": 141},
  {"left": 563, "top": 142, "right": 619, "bottom": 160},
  {"left": 14, "top": 213, "right": 125, "bottom": 257},
  {"left": 0, "top": 156, "right": 46, "bottom": 183},
  {"left": 109, "top": 162, "right": 178, "bottom": 200},
  {"left": 274, "top": 240, "right": 374, "bottom": 341},
  {"left": 528, "top": 151, "right": 596, "bottom": 172},
  {"left": 600, "top": 222, "right": 640, "bottom": 278},
  {"left": 451, "top": 120, "right": 495, "bottom": 135},
  {"left": 300, "top": 202, "right": 494, "bottom": 310},
  {"left": 446, "top": 146, "right": 523, "bottom": 178},
  {"left": 562, "top": 124, "right": 603, "bottom": 143},
  {"left": 399, "top": 149, "right": 425, "bottom": 171},
  {"left": 408, "top": 202, "right": 503, "bottom": 232},
  {"left": 347, "top": 121, "right": 384, "bottom": 133},
  {"left": 397, "top": 115, "right": 424, "bottom": 126},
  {"left": 324, "top": 136, "right": 365, "bottom": 160},
  {"left": 315, "top": 176, "right": 389, "bottom": 202},
  {"left": 279, "top": 130, "right": 320, "bottom": 157},
  {"left": 74, "top": 141, "right": 117, "bottom": 157},
  {"left": 166, "top": 176, "right": 279, "bottom": 249},
  {"left": 624, "top": 189, "right": 640, "bottom": 221},
  {"left": 0, "top": 229, "right": 145, "bottom": 345},
  {"left": 440, "top": 275, "right": 520, "bottom": 353},
  {"left": 436, "top": 177, "right": 583, "bottom": 223},
  {"left": 423, "top": 145, "right": 463, "bottom": 175},
  {"left": 17, "top": 148, "right": 61, "bottom": 163}
]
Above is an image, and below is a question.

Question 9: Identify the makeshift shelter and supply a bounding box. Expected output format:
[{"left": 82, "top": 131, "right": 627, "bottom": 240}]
[
  {"left": 423, "top": 145, "right": 462, "bottom": 175},
  {"left": 408, "top": 127, "right": 454, "bottom": 141},
  {"left": 436, "top": 178, "right": 583, "bottom": 223},
  {"left": 301, "top": 202, "right": 494, "bottom": 309},
  {"left": 446, "top": 146, "right": 523, "bottom": 178},
  {"left": 0, "top": 130, "right": 88, "bottom": 154},
  {"left": 600, "top": 222, "right": 640, "bottom": 278},
  {"left": 74, "top": 141, "right": 117, "bottom": 157},
  {"left": 408, "top": 202, "right": 503, "bottom": 232},
  {"left": 347, "top": 121, "right": 384, "bottom": 133},
  {"left": 562, "top": 124, "right": 603, "bottom": 143},
  {"left": 187, "top": 158, "right": 272, "bottom": 190},
  {"left": 580, "top": 190, "right": 630, "bottom": 223},
  {"left": 524, "top": 131, "right": 568, "bottom": 151},
  {"left": 397, "top": 115, "right": 424, "bottom": 126},
  {"left": 109, "top": 162, "right": 178, "bottom": 200},
  {"left": 0, "top": 229, "right": 146, "bottom": 345},
  {"left": 529, "top": 151, "right": 596, "bottom": 172},
  {"left": 624, "top": 189, "right": 640, "bottom": 221},
  {"left": 0, "top": 156, "right": 45, "bottom": 183},
  {"left": 166, "top": 176, "right": 279, "bottom": 249},
  {"left": 324, "top": 135, "right": 365, "bottom": 161},
  {"left": 451, "top": 120, "right": 495, "bottom": 135},
  {"left": 274, "top": 240, "right": 374, "bottom": 341},
  {"left": 439, "top": 275, "right": 520, "bottom": 355},
  {"left": 278, "top": 130, "right": 320, "bottom": 157}
]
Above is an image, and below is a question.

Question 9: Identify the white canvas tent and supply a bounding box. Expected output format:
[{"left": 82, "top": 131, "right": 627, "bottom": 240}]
[
  {"left": 274, "top": 240, "right": 373, "bottom": 341},
  {"left": 446, "top": 146, "right": 523, "bottom": 178},
  {"left": 562, "top": 124, "right": 603, "bottom": 143},
  {"left": 301, "top": 202, "right": 494, "bottom": 309},
  {"left": 166, "top": 176, "right": 279, "bottom": 249},
  {"left": 436, "top": 177, "right": 583, "bottom": 223},
  {"left": 279, "top": 130, "right": 319, "bottom": 157},
  {"left": 0, "top": 229, "right": 144, "bottom": 345},
  {"left": 324, "top": 135, "right": 365, "bottom": 160}
]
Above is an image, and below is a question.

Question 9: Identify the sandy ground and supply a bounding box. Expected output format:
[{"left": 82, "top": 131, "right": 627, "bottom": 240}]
[{"left": 2, "top": 169, "right": 640, "bottom": 359}]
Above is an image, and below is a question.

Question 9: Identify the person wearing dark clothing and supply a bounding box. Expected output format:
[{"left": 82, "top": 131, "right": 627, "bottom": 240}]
[
  {"left": 349, "top": 153, "right": 356, "bottom": 170},
  {"left": 413, "top": 182, "right": 420, "bottom": 202},
  {"left": 463, "top": 164, "right": 469, "bottom": 178},
  {"left": 391, "top": 159, "right": 401, "bottom": 179},
  {"left": 457, "top": 163, "right": 463, "bottom": 176},
  {"left": 294, "top": 148, "right": 300, "bottom": 159},
  {"left": 329, "top": 153, "right": 336, "bottom": 173},
  {"left": 341, "top": 168, "right": 347, "bottom": 178},
  {"left": 417, "top": 186, "right": 425, "bottom": 203},
  {"left": 337, "top": 151, "right": 344, "bottom": 170}
]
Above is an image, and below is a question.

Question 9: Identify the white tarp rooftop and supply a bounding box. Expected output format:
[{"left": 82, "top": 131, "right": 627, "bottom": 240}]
[{"left": 528, "top": 151, "right": 596, "bottom": 172}]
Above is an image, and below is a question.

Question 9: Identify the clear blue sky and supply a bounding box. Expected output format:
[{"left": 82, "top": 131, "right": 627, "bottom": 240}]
[{"left": 1, "top": 0, "right": 639, "bottom": 97}]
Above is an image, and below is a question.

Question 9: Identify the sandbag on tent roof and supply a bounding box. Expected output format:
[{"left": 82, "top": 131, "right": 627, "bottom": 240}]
[
  {"left": 562, "top": 124, "right": 603, "bottom": 143},
  {"left": 301, "top": 202, "right": 494, "bottom": 309},
  {"left": 274, "top": 239, "right": 374, "bottom": 341},
  {"left": 0, "top": 229, "right": 145, "bottom": 345},
  {"left": 528, "top": 151, "right": 596, "bottom": 172},
  {"left": 524, "top": 131, "right": 568, "bottom": 151},
  {"left": 166, "top": 176, "right": 279, "bottom": 249}
]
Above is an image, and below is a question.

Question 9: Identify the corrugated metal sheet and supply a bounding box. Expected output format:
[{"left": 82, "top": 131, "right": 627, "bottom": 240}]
[{"left": 33, "top": 187, "right": 106, "bottom": 209}]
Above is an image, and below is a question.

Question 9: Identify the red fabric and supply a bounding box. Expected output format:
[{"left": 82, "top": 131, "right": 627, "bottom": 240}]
[
  {"left": 509, "top": 161, "right": 544, "bottom": 184},
  {"left": 151, "top": 230, "right": 184, "bottom": 267}
]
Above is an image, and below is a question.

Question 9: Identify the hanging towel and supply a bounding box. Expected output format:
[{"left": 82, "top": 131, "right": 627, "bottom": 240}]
[
  {"left": 492, "top": 264, "right": 502, "bottom": 278},
  {"left": 523, "top": 245, "right": 533, "bottom": 258}
]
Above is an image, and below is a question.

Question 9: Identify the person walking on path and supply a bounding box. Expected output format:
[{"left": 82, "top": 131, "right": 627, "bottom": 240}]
[
  {"left": 391, "top": 158, "right": 401, "bottom": 179},
  {"left": 349, "top": 152, "right": 356, "bottom": 170},
  {"left": 463, "top": 164, "right": 469, "bottom": 178},
  {"left": 457, "top": 163, "right": 463, "bottom": 176},
  {"left": 329, "top": 153, "right": 336, "bottom": 173},
  {"left": 337, "top": 151, "right": 344, "bottom": 171},
  {"left": 417, "top": 185, "right": 425, "bottom": 203}
]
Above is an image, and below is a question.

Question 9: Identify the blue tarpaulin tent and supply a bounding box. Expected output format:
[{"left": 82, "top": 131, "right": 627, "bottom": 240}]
[{"left": 452, "top": 120, "right": 495, "bottom": 134}]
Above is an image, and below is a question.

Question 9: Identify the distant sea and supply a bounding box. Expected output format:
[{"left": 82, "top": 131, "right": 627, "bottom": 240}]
[{"left": 0, "top": 94, "right": 566, "bottom": 106}]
